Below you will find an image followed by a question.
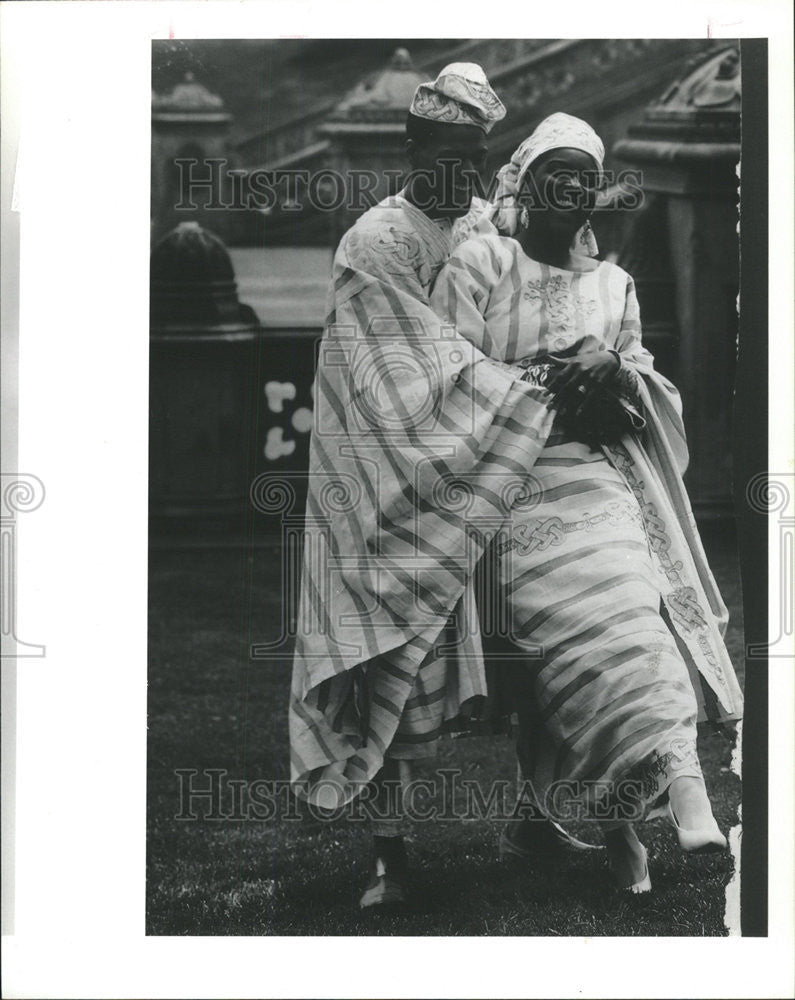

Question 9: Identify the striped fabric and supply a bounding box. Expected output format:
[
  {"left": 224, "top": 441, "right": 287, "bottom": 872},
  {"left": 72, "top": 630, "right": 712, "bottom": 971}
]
[
  {"left": 289, "top": 197, "right": 556, "bottom": 808},
  {"left": 430, "top": 234, "right": 743, "bottom": 817},
  {"left": 289, "top": 202, "right": 743, "bottom": 814},
  {"left": 503, "top": 426, "right": 702, "bottom": 816}
]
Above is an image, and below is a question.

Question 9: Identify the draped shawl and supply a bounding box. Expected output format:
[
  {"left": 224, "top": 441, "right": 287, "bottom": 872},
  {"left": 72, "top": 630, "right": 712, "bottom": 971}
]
[{"left": 289, "top": 196, "right": 555, "bottom": 806}]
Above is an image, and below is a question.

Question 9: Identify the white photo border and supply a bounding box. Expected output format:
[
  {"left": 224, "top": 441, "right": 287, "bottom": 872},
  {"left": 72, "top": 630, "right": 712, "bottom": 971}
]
[{"left": 2, "top": 1, "right": 793, "bottom": 998}]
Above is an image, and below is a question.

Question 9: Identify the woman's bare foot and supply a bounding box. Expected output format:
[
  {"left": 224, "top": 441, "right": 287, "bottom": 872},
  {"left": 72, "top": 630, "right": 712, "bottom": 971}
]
[
  {"left": 603, "top": 823, "right": 649, "bottom": 890},
  {"left": 668, "top": 775, "right": 718, "bottom": 831},
  {"left": 666, "top": 775, "right": 727, "bottom": 852}
]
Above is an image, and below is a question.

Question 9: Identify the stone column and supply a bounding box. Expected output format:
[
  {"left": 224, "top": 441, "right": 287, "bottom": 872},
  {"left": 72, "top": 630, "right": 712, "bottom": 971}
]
[{"left": 614, "top": 45, "right": 741, "bottom": 518}]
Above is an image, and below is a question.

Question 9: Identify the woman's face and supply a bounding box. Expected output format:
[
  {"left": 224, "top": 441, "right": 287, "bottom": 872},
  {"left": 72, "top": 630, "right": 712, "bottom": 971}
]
[{"left": 520, "top": 146, "right": 601, "bottom": 236}]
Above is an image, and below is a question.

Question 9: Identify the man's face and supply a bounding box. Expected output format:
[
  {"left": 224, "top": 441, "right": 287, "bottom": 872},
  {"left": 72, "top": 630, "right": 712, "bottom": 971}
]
[{"left": 406, "top": 123, "right": 489, "bottom": 219}]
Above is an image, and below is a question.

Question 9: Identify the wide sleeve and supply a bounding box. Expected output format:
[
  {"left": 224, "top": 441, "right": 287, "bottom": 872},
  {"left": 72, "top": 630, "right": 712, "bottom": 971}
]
[
  {"left": 429, "top": 237, "right": 530, "bottom": 386},
  {"left": 297, "top": 226, "right": 560, "bottom": 694},
  {"left": 611, "top": 271, "right": 690, "bottom": 477},
  {"left": 430, "top": 241, "right": 492, "bottom": 351},
  {"left": 613, "top": 276, "right": 665, "bottom": 377},
  {"left": 608, "top": 275, "right": 733, "bottom": 650}
]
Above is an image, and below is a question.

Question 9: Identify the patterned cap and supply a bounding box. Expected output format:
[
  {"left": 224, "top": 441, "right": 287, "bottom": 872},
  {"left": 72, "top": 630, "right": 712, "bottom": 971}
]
[
  {"left": 514, "top": 112, "right": 605, "bottom": 187},
  {"left": 409, "top": 62, "right": 506, "bottom": 133}
]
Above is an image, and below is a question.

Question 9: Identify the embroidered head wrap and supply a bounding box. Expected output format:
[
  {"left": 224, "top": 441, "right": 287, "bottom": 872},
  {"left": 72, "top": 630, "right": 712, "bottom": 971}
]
[
  {"left": 491, "top": 112, "right": 605, "bottom": 256},
  {"left": 409, "top": 62, "right": 506, "bottom": 134}
]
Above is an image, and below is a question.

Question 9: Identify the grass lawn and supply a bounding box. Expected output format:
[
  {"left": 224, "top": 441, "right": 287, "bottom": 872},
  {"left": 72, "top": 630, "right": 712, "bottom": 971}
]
[{"left": 146, "top": 522, "right": 743, "bottom": 935}]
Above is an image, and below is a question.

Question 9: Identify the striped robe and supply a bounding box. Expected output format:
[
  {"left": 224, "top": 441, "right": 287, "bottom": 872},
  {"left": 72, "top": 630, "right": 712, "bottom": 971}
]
[
  {"left": 430, "top": 233, "right": 743, "bottom": 817},
  {"left": 289, "top": 195, "right": 556, "bottom": 808}
]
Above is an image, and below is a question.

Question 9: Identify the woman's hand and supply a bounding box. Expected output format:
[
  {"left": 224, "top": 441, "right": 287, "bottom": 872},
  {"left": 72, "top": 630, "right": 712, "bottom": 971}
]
[{"left": 546, "top": 350, "right": 620, "bottom": 414}]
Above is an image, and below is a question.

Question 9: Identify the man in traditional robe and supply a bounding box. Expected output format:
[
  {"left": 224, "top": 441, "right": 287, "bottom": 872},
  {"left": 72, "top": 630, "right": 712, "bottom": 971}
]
[{"left": 289, "top": 63, "right": 596, "bottom": 909}]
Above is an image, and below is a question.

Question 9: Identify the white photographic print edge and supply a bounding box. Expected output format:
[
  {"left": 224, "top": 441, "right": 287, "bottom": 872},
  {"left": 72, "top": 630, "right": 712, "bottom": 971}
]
[{"left": 1, "top": 1, "right": 793, "bottom": 998}]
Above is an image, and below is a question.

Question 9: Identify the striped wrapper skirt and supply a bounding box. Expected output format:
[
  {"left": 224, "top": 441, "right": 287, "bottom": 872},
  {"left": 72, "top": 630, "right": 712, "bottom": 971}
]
[
  {"left": 295, "top": 425, "right": 708, "bottom": 821},
  {"left": 498, "top": 421, "right": 703, "bottom": 822}
]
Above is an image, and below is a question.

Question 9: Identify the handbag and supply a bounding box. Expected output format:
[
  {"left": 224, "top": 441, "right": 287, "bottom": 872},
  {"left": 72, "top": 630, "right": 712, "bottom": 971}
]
[
  {"left": 558, "top": 383, "right": 646, "bottom": 447},
  {"left": 519, "top": 358, "right": 646, "bottom": 447}
]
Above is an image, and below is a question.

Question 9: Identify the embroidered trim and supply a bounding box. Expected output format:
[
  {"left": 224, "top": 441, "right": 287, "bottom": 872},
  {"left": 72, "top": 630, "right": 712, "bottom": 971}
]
[
  {"left": 607, "top": 443, "right": 727, "bottom": 691},
  {"left": 522, "top": 274, "right": 597, "bottom": 345},
  {"left": 346, "top": 226, "right": 423, "bottom": 277},
  {"left": 518, "top": 362, "right": 555, "bottom": 388},
  {"left": 626, "top": 749, "right": 675, "bottom": 802},
  {"left": 498, "top": 501, "right": 643, "bottom": 556}
]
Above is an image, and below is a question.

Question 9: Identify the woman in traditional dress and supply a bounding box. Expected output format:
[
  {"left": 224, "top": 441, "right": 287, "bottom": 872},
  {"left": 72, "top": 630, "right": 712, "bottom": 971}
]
[{"left": 429, "top": 113, "right": 743, "bottom": 892}]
